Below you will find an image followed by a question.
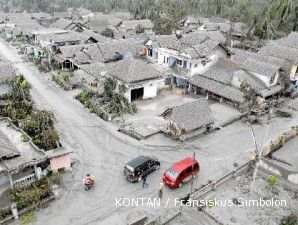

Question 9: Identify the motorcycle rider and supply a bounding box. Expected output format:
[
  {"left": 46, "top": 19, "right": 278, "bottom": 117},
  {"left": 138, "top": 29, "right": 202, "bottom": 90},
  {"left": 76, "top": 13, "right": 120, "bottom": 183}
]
[{"left": 84, "top": 173, "right": 95, "bottom": 189}]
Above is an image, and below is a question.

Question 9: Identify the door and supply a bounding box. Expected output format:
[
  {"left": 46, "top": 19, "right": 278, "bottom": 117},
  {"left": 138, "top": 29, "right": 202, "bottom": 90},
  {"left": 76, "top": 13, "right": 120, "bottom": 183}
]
[{"left": 131, "top": 87, "right": 144, "bottom": 101}]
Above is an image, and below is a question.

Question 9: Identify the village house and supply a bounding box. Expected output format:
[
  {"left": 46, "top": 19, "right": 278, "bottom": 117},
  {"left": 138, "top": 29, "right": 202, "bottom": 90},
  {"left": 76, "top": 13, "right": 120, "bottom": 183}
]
[
  {"left": 0, "top": 118, "right": 72, "bottom": 191},
  {"left": 258, "top": 32, "right": 298, "bottom": 91},
  {"left": 180, "top": 16, "right": 199, "bottom": 32},
  {"left": 118, "top": 19, "right": 154, "bottom": 35},
  {"left": 30, "top": 12, "right": 53, "bottom": 26},
  {"left": 162, "top": 99, "right": 215, "bottom": 140},
  {"left": 104, "top": 59, "right": 165, "bottom": 102},
  {"left": 73, "top": 62, "right": 105, "bottom": 92},
  {"left": 50, "top": 18, "right": 88, "bottom": 32},
  {"left": 189, "top": 55, "right": 286, "bottom": 107},
  {"left": 144, "top": 34, "right": 231, "bottom": 90},
  {"left": 51, "top": 11, "right": 71, "bottom": 20},
  {"left": 52, "top": 38, "right": 141, "bottom": 70},
  {"left": 0, "top": 63, "right": 16, "bottom": 113},
  {"left": 69, "top": 7, "right": 94, "bottom": 20},
  {"left": 35, "top": 30, "right": 84, "bottom": 54},
  {"left": 189, "top": 58, "right": 246, "bottom": 107},
  {"left": 89, "top": 14, "right": 122, "bottom": 35}
]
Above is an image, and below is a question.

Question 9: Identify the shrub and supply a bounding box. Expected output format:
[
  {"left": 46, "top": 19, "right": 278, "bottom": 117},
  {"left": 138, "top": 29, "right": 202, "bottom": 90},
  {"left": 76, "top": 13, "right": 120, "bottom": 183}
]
[
  {"left": 10, "top": 178, "right": 52, "bottom": 210},
  {"left": 275, "top": 110, "right": 292, "bottom": 118},
  {"left": 280, "top": 214, "right": 297, "bottom": 225},
  {"left": 20, "top": 212, "right": 36, "bottom": 224},
  {"left": 267, "top": 175, "right": 278, "bottom": 187}
]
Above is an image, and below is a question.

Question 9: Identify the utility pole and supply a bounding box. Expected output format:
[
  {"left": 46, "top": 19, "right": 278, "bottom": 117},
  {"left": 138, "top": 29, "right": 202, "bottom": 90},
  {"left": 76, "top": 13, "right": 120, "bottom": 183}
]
[
  {"left": 249, "top": 109, "right": 273, "bottom": 193},
  {"left": 190, "top": 152, "right": 196, "bottom": 195}
]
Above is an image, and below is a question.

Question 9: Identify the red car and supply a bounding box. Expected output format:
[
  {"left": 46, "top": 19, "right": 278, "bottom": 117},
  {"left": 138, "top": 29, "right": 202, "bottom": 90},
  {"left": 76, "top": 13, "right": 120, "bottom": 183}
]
[{"left": 163, "top": 157, "right": 200, "bottom": 188}]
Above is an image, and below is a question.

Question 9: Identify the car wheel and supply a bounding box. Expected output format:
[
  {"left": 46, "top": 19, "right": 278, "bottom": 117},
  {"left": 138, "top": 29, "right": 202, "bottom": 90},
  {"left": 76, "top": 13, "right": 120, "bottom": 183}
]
[
  {"left": 155, "top": 164, "right": 160, "bottom": 170},
  {"left": 193, "top": 174, "right": 196, "bottom": 179},
  {"left": 178, "top": 183, "right": 183, "bottom": 188}
]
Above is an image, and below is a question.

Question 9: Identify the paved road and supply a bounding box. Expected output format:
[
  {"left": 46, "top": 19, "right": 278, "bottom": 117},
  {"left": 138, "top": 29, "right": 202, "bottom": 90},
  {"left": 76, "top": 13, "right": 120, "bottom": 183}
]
[{"left": 1, "top": 39, "right": 297, "bottom": 225}]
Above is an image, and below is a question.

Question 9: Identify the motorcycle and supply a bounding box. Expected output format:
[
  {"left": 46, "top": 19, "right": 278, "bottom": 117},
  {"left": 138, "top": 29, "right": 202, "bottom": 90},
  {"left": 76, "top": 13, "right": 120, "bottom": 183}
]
[{"left": 84, "top": 174, "right": 95, "bottom": 191}]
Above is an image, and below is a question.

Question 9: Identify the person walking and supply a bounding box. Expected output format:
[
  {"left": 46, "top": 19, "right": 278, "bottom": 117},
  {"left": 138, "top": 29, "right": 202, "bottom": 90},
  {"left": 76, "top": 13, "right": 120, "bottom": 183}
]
[
  {"left": 158, "top": 183, "right": 164, "bottom": 198},
  {"left": 142, "top": 174, "right": 148, "bottom": 188}
]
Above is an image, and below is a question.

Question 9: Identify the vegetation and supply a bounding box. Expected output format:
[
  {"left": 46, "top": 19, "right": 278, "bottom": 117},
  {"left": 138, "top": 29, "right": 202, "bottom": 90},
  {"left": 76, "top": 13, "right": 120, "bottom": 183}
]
[
  {"left": 52, "top": 73, "right": 73, "bottom": 91},
  {"left": 280, "top": 214, "right": 298, "bottom": 225},
  {"left": 22, "top": 110, "right": 60, "bottom": 150},
  {"left": 267, "top": 175, "right": 278, "bottom": 186},
  {"left": 10, "top": 178, "right": 52, "bottom": 210},
  {"left": 20, "top": 212, "right": 37, "bottom": 224},
  {"left": 275, "top": 110, "right": 293, "bottom": 118},
  {"left": 2, "top": 75, "right": 60, "bottom": 150},
  {"left": 76, "top": 77, "right": 137, "bottom": 120},
  {"left": 0, "top": 207, "right": 12, "bottom": 220}
]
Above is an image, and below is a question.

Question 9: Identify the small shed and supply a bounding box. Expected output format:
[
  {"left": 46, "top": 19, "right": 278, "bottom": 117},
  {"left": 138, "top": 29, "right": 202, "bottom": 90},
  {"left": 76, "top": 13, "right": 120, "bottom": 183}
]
[{"left": 162, "top": 99, "right": 215, "bottom": 140}]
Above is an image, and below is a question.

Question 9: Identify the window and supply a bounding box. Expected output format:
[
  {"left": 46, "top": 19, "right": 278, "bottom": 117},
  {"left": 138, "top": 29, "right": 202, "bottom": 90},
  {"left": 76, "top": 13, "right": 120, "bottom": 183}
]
[
  {"left": 177, "top": 59, "right": 183, "bottom": 66},
  {"left": 270, "top": 75, "right": 275, "bottom": 84},
  {"left": 194, "top": 64, "right": 198, "bottom": 68},
  {"left": 202, "top": 60, "right": 206, "bottom": 66},
  {"left": 193, "top": 163, "right": 199, "bottom": 170},
  {"left": 189, "top": 63, "right": 192, "bottom": 68},
  {"left": 186, "top": 166, "right": 192, "bottom": 174}
]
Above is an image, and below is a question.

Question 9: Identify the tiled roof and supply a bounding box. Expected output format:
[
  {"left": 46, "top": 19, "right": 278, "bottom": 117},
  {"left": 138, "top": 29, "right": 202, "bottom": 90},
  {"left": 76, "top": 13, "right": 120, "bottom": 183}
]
[
  {"left": 167, "top": 99, "right": 214, "bottom": 132},
  {"left": 201, "top": 58, "right": 240, "bottom": 85},
  {"left": 190, "top": 74, "right": 245, "bottom": 103},
  {"left": 120, "top": 19, "right": 153, "bottom": 30},
  {"left": 51, "top": 18, "right": 73, "bottom": 30},
  {"left": 105, "top": 59, "right": 162, "bottom": 84},
  {"left": 233, "top": 69, "right": 266, "bottom": 92},
  {"left": 0, "top": 129, "right": 20, "bottom": 159},
  {"left": 242, "top": 58, "right": 280, "bottom": 77},
  {"left": 0, "top": 63, "right": 16, "bottom": 83},
  {"left": 258, "top": 40, "right": 298, "bottom": 63}
]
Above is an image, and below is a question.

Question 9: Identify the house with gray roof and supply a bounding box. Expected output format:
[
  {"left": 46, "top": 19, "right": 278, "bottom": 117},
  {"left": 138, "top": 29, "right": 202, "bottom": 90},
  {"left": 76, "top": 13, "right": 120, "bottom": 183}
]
[
  {"left": 162, "top": 99, "right": 214, "bottom": 140},
  {"left": 258, "top": 33, "right": 298, "bottom": 90},
  {"left": 119, "top": 19, "right": 154, "bottom": 34},
  {"left": 0, "top": 118, "right": 72, "bottom": 190},
  {"left": 145, "top": 34, "right": 231, "bottom": 90},
  {"left": 104, "top": 59, "right": 164, "bottom": 102},
  {"left": 189, "top": 59, "right": 246, "bottom": 106}
]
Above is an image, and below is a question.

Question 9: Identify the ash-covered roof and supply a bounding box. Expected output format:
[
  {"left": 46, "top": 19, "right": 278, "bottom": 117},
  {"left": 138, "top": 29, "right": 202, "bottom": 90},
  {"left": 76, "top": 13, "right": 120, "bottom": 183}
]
[
  {"left": 167, "top": 99, "right": 214, "bottom": 132},
  {"left": 38, "top": 30, "right": 83, "bottom": 43},
  {"left": 105, "top": 59, "right": 162, "bottom": 84},
  {"left": 275, "top": 32, "right": 298, "bottom": 49},
  {"left": 242, "top": 58, "right": 280, "bottom": 77},
  {"left": 51, "top": 18, "right": 73, "bottom": 30},
  {"left": 233, "top": 69, "right": 266, "bottom": 92},
  {"left": 0, "top": 63, "right": 16, "bottom": 83},
  {"left": 258, "top": 40, "right": 298, "bottom": 63},
  {"left": 120, "top": 19, "right": 153, "bottom": 30},
  {"left": 80, "top": 29, "right": 110, "bottom": 43},
  {"left": 98, "top": 39, "right": 141, "bottom": 61},
  {"left": 201, "top": 58, "right": 240, "bottom": 85},
  {"left": 79, "top": 62, "right": 105, "bottom": 79},
  {"left": 190, "top": 74, "right": 245, "bottom": 104},
  {"left": 0, "top": 129, "right": 20, "bottom": 159}
]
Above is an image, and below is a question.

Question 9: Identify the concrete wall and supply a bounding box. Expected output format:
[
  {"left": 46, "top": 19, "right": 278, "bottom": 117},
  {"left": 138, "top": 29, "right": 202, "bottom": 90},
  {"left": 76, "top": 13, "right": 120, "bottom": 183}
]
[
  {"left": 248, "top": 71, "right": 279, "bottom": 87},
  {"left": 259, "top": 158, "right": 298, "bottom": 185},
  {"left": 143, "top": 83, "right": 158, "bottom": 99}
]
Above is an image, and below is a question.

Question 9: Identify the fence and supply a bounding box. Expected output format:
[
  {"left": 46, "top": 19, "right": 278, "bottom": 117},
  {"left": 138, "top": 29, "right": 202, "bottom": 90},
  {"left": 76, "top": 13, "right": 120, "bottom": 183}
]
[
  {"left": 190, "top": 160, "right": 253, "bottom": 201},
  {"left": 13, "top": 173, "right": 36, "bottom": 187},
  {"left": 145, "top": 207, "right": 182, "bottom": 225}
]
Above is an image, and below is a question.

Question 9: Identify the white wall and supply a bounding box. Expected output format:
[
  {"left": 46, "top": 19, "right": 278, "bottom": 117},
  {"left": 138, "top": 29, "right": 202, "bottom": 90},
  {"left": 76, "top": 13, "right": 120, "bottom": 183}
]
[
  {"left": 143, "top": 83, "right": 158, "bottom": 99},
  {"left": 249, "top": 71, "right": 279, "bottom": 87}
]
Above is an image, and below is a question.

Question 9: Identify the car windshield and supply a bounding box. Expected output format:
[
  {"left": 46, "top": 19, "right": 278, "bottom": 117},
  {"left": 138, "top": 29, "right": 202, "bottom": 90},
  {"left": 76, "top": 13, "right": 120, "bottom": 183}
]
[
  {"left": 125, "top": 165, "right": 134, "bottom": 174},
  {"left": 165, "top": 168, "right": 178, "bottom": 180}
]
